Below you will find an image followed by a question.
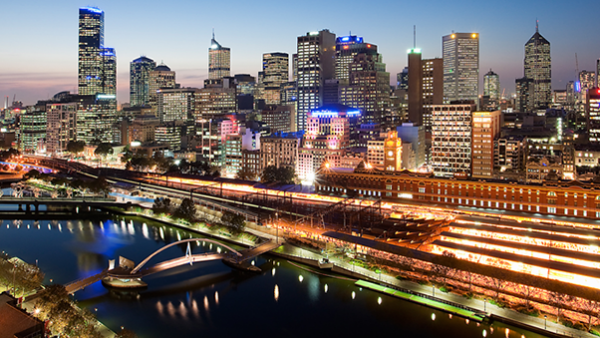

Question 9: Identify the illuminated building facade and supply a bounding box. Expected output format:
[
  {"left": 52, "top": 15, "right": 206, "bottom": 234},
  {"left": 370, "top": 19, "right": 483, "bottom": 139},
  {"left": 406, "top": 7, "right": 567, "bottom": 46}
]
[
  {"left": 157, "top": 88, "right": 198, "bottom": 123},
  {"left": 515, "top": 77, "right": 534, "bottom": 113},
  {"left": 46, "top": 103, "right": 77, "bottom": 154},
  {"left": 76, "top": 94, "right": 118, "bottom": 145},
  {"left": 262, "top": 53, "right": 289, "bottom": 104},
  {"left": 318, "top": 167, "right": 600, "bottom": 219},
  {"left": 149, "top": 64, "right": 177, "bottom": 115},
  {"left": 260, "top": 131, "right": 301, "bottom": 172},
  {"left": 296, "top": 30, "right": 336, "bottom": 131},
  {"left": 495, "top": 136, "right": 526, "bottom": 170},
  {"left": 383, "top": 131, "right": 402, "bottom": 172},
  {"left": 431, "top": 103, "right": 474, "bottom": 177},
  {"left": 130, "top": 56, "right": 156, "bottom": 107},
  {"left": 524, "top": 24, "right": 551, "bottom": 109},
  {"left": 586, "top": 88, "right": 600, "bottom": 144},
  {"left": 443, "top": 33, "right": 479, "bottom": 103},
  {"left": 209, "top": 33, "right": 231, "bottom": 80},
  {"left": 422, "top": 58, "right": 443, "bottom": 130},
  {"left": 483, "top": 69, "right": 500, "bottom": 101},
  {"left": 19, "top": 110, "right": 46, "bottom": 154},
  {"left": 339, "top": 53, "right": 390, "bottom": 124},
  {"left": 197, "top": 78, "right": 237, "bottom": 118},
  {"left": 298, "top": 105, "right": 356, "bottom": 181},
  {"left": 471, "top": 110, "right": 501, "bottom": 178},
  {"left": 261, "top": 105, "right": 294, "bottom": 134},
  {"left": 334, "top": 35, "right": 377, "bottom": 85},
  {"left": 78, "top": 7, "right": 116, "bottom": 96}
]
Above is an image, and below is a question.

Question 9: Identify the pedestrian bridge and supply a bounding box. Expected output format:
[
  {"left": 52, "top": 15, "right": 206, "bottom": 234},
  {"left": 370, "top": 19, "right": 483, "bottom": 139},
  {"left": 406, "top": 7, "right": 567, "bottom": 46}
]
[{"left": 64, "top": 238, "right": 283, "bottom": 292}]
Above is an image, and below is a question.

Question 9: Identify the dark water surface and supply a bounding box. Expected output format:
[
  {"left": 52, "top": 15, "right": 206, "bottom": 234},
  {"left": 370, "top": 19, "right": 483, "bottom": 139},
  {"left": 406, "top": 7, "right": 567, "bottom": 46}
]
[{"left": 0, "top": 213, "right": 545, "bottom": 338}]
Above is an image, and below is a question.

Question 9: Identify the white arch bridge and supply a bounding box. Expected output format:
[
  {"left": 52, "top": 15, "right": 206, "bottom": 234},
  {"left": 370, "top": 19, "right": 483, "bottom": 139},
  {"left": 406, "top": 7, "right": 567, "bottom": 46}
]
[{"left": 64, "top": 238, "right": 283, "bottom": 293}]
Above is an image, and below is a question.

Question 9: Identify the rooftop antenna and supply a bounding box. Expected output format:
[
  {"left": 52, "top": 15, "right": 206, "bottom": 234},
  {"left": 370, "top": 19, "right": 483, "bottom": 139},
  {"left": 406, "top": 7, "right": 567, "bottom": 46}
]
[
  {"left": 212, "top": 28, "right": 215, "bottom": 40},
  {"left": 413, "top": 25, "right": 416, "bottom": 48},
  {"left": 536, "top": 18, "right": 539, "bottom": 33}
]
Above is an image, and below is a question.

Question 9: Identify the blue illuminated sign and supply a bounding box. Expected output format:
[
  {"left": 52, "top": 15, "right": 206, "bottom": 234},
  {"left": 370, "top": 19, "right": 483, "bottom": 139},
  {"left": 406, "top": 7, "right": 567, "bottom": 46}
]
[
  {"left": 347, "top": 110, "right": 361, "bottom": 117},
  {"left": 80, "top": 7, "right": 103, "bottom": 14},
  {"left": 575, "top": 81, "right": 581, "bottom": 93},
  {"left": 341, "top": 36, "right": 350, "bottom": 42}
]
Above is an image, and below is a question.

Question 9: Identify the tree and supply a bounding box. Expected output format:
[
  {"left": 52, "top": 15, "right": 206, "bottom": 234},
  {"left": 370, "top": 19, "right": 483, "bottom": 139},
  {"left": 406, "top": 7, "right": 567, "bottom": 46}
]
[
  {"left": 13, "top": 262, "right": 44, "bottom": 297},
  {"left": 87, "top": 176, "right": 110, "bottom": 195},
  {"left": 221, "top": 211, "right": 246, "bottom": 236},
  {"left": 24, "top": 169, "right": 41, "bottom": 180},
  {"left": 173, "top": 198, "right": 196, "bottom": 222},
  {"left": 260, "top": 165, "right": 295, "bottom": 184},
  {"left": 94, "top": 143, "right": 114, "bottom": 159},
  {"left": 115, "top": 329, "right": 138, "bottom": 338},
  {"left": 152, "top": 197, "right": 172, "bottom": 215},
  {"left": 236, "top": 168, "right": 257, "bottom": 181},
  {"left": 121, "top": 147, "right": 134, "bottom": 164},
  {"left": 66, "top": 140, "right": 86, "bottom": 156}
]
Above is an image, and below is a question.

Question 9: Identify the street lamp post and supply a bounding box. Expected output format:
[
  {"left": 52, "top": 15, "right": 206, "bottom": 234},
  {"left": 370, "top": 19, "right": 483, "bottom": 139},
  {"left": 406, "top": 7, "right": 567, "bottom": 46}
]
[
  {"left": 544, "top": 315, "right": 547, "bottom": 330},
  {"left": 484, "top": 299, "right": 487, "bottom": 312}
]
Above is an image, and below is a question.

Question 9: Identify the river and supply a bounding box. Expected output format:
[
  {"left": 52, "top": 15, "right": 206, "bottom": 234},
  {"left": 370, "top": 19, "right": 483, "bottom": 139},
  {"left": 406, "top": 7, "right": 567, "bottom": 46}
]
[{"left": 0, "top": 209, "right": 545, "bottom": 337}]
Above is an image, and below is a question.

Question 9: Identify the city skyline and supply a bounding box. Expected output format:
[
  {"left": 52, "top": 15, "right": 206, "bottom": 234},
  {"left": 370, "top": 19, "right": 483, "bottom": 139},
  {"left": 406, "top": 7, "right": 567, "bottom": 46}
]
[{"left": 2, "top": 0, "right": 599, "bottom": 105}]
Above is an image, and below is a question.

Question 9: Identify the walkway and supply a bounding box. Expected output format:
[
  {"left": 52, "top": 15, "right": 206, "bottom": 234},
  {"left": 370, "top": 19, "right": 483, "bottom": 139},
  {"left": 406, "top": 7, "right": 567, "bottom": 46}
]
[
  {"left": 65, "top": 270, "right": 108, "bottom": 294},
  {"left": 273, "top": 243, "right": 596, "bottom": 338}
]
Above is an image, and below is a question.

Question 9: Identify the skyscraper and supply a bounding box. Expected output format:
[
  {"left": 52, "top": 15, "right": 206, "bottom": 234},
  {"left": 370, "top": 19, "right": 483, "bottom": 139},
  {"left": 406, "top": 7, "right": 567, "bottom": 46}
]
[
  {"left": 262, "top": 53, "right": 289, "bottom": 104},
  {"left": 431, "top": 103, "right": 475, "bottom": 177},
  {"left": 148, "top": 63, "right": 177, "bottom": 115},
  {"left": 483, "top": 70, "right": 500, "bottom": 100},
  {"left": 442, "top": 33, "right": 479, "bottom": 103},
  {"left": 296, "top": 30, "right": 336, "bottom": 131},
  {"left": 524, "top": 23, "right": 551, "bottom": 109},
  {"left": 334, "top": 35, "right": 377, "bottom": 85},
  {"left": 407, "top": 48, "right": 422, "bottom": 125},
  {"left": 209, "top": 33, "right": 231, "bottom": 80},
  {"left": 78, "top": 7, "right": 116, "bottom": 96},
  {"left": 130, "top": 56, "right": 156, "bottom": 107}
]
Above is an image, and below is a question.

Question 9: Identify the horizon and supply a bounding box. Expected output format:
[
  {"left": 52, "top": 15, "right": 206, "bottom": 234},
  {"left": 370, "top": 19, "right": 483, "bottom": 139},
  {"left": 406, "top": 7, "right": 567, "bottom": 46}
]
[{"left": 1, "top": 0, "right": 599, "bottom": 106}]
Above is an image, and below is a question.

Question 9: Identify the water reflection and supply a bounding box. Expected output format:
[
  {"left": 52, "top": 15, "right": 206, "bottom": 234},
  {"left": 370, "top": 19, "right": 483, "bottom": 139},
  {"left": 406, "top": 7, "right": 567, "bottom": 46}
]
[{"left": 274, "top": 285, "right": 279, "bottom": 301}]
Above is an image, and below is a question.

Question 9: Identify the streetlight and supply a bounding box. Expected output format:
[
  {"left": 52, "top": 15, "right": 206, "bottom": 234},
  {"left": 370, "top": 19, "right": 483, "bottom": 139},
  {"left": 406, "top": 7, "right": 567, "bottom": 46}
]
[
  {"left": 544, "top": 315, "right": 547, "bottom": 330},
  {"left": 484, "top": 299, "right": 487, "bottom": 312}
]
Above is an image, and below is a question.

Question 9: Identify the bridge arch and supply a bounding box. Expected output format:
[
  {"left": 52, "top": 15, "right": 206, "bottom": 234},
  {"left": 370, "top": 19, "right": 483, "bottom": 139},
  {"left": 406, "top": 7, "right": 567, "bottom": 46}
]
[{"left": 131, "top": 238, "right": 242, "bottom": 274}]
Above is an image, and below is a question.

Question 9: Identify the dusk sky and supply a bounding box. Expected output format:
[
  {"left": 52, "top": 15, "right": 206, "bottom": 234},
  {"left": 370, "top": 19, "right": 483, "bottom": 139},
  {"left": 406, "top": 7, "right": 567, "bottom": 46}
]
[{"left": 1, "top": 0, "right": 599, "bottom": 105}]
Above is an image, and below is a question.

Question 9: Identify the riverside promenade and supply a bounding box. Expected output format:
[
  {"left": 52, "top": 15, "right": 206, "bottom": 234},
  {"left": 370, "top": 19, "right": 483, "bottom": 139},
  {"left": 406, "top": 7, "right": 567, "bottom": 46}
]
[{"left": 112, "top": 208, "right": 591, "bottom": 338}]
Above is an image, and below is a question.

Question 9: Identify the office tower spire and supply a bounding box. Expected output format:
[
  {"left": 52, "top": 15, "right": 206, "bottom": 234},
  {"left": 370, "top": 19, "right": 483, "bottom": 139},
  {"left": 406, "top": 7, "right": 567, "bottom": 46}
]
[
  {"left": 209, "top": 32, "right": 231, "bottom": 79},
  {"left": 78, "top": 7, "right": 116, "bottom": 96},
  {"left": 524, "top": 22, "right": 551, "bottom": 109}
]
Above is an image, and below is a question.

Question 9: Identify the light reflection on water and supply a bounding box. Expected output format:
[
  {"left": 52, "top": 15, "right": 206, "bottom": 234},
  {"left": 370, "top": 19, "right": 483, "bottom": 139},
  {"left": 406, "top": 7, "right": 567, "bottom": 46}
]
[{"left": 0, "top": 217, "right": 548, "bottom": 338}]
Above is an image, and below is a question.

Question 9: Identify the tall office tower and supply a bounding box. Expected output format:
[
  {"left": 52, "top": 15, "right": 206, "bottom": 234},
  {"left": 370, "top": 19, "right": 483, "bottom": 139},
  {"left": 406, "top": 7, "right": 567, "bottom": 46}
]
[
  {"left": 587, "top": 88, "right": 600, "bottom": 144},
  {"left": 296, "top": 29, "right": 336, "bottom": 131},
  {"left": 339, "top": 53, "right": 390, "bottom": 124},
  {"left": 78, "top": 7, "right": 116, "bottom": 96},
  {"left": 148, "top": 63, "right": 177, "bottom": 115},
  {"left": 442, "top": 33, "right": 479, "bottom": 103},
  {"left": 335, "top": 35, "right": 378, "bottom": 85},
  {"left": 397, "top": 67, "right": 408, "bottom": 90},
  {"left": 597, "top": 59, "right": 600, "bottom": 88},
  {"left": 421, "top": 58, "right": 443, "bottom": 129},
  {"left": 524, "top": 23, "right": 551, "bottom": 109},
  {"left": 157, "top": 88, "right": 199, "bottom": 123},
  {"left": 209, "top": 33, "right": 231, "bottom": 79},
  {"left": 431, "top": 103, "right": 475, "bottom": 178},
  {"left": 197, "top": 78, "right": 237, "bottom": 118},
  {"left": 516, "top": 77, "right": 534, "bottom": 112},
  {"left": 407, "top": 48, "right": 423, "bottom": 125},
  {"left": 292, "top": 54, "right": 298, "bottom": 82},
  {"left": 483, "top": 70, "right": 500, "bottom": 100},
  {"left": 262, "top": 53, "right": 289, "bottom": 104},
  {"left": 130, "top": 56, "right": 156, "bottom": 107},
  {"left": 471, "top": 110, "right": 501, "bottom": 178}
]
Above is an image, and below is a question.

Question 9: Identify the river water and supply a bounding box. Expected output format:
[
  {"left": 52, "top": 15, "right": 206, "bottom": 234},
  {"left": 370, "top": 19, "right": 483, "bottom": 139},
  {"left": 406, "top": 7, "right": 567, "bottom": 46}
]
[{"left": 0, "top": 211, "right": 545, "bottom": 338}]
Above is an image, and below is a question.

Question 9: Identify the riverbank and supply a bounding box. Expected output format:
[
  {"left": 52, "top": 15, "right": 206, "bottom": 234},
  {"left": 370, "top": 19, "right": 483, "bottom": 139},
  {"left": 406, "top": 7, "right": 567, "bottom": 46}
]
[{"left": 104, "top": 206, "right": 591, "bottom": 338}]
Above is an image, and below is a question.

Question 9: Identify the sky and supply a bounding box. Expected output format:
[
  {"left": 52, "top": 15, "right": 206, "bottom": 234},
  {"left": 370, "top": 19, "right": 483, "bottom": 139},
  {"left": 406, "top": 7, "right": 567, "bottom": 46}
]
[{"left": 1, "top": 0, "right": 599, "bottom": 106}]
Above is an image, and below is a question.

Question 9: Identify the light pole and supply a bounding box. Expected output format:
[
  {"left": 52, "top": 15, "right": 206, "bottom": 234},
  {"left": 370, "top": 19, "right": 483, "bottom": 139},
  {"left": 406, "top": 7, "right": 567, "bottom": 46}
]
[
  {"left": 484, "top": 299, "right": 487, "bottom": 312},
  {"left": 544, "top": 315, "right": 547, "bottom": 330}
]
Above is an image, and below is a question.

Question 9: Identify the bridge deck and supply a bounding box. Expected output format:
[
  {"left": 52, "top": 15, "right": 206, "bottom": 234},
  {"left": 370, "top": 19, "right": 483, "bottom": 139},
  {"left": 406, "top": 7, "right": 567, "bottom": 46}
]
[
  {"left": 141, "top": 253, "right": 224, "bottom": 276},
  {"left": 238, "top": 241, "right": 283, "bottom": 262},
  {"left": 65, "top": 269, "right": 108, "bottom": 293}
]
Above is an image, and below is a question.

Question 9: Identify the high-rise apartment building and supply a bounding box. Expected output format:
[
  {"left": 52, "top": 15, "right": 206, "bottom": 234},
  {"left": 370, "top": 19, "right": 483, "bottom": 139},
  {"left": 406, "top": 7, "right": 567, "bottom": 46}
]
[
  {"left": 483, "top": 70, "right": 500, "bottom": 100},
  {"left": 209, "top": 33, "right": 231, "bottom": 80},
  {"left": 78, "top": 7, "right": 116, "bottom": 96},
  {"left": 524, "top": 24, "right": 551, "bottom": 109},
  {"left": 149, "top": 63, "right": 177, "bottom": 115},
  {"left": 516, "top": 77, "right": 534, "bottom": 113},
  {"left": 19, "top": 110, "right": 46, "bottom": 154},
  {"left": 442, "top": 33, "right": 479, "bottom": 103},
  {"left": 157, "top": 88, "right": 199, "bottom": 123},
  {"left": 296, "top": 30, "right": 336, "bottom": 131},
  {"left": 422, "top": 58, "right": 443, "bottom": 129},
  {"left": 471, "top": 110, "right": 501, "bottom": 178},
  {"left": 431, "top": 103, "right": 475, "bottom": 177},
  {"left": 130, "top": 56, "right": 156, "bottom": 107},
  {"left": 262, "top": 53, "right": 289, "bottom": 104},
  {"left": 339, "top": 53, "right": 390, "bottom": 124},
  {"left": 46, "top": 103, "right": 77, "bottom": 154},
  {"left": 586, "top": 88, "right": 600, "bottom": 144},
  {"left": 334, "top": 35, "right": 378, "bottom": 85}
]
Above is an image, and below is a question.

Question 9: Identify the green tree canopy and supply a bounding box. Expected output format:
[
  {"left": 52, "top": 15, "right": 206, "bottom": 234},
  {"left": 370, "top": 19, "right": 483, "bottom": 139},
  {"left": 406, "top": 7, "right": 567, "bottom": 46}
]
[
  {"left": 260, "top": 165, "right": 295, "bottom": 184},
  {"left": 173, "top": 198, "right": 196, "bottom": 222},
  {"left": 94, "top": 143, "right": 114, "bottom": 157},
  {"left": 152, "top": 197, "right": 172, "bottom": 215},
  {"left": 66, "top": 140, "right": 86, "bottom": 155}
]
